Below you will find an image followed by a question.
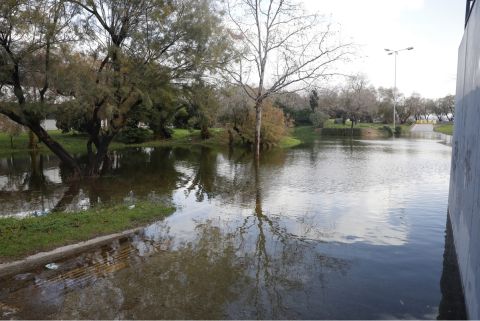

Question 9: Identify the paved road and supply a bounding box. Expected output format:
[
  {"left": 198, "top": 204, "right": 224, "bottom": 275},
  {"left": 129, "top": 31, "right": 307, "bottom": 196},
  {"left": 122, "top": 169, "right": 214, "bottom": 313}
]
[{"left": 410, "top": 124, "right": 434, "bottom": 132}]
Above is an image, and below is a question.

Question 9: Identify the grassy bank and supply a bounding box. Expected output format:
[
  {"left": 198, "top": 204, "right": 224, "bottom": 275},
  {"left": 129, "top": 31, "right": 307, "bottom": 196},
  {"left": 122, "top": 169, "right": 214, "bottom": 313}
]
[
  {"left": 323, "top": 120, "right": 412, "bottom": 136},
  {"left": 324, "top": 119, "right": 387, "bottom": 129},
  {"left": 434, "top": 123, "right": 454, "bottom": 135},
  {"left": 0, "top": 126, "right": 303, "bottom": 156},
  {"left": 0, "top": 202, "right": 174, "bottom": 260},
  {"left": 0, "top": 128, "right": 227, "bottom": 156}
]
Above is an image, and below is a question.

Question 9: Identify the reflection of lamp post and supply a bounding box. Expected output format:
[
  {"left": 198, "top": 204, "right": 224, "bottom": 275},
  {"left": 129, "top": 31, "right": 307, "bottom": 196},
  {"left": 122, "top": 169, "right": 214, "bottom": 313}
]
[{"left": 384, "top": 47, "right": 414, "bottom": 131}]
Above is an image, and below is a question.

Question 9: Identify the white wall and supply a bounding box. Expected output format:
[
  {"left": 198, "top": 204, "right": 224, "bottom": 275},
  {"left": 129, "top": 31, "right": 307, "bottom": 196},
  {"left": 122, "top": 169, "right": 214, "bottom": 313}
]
[{"left": 448, "top": 2, "right": 480, "bottom": 319}]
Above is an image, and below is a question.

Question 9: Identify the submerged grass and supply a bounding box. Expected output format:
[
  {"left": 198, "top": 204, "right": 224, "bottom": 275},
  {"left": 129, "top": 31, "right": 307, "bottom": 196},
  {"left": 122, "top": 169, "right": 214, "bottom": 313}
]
[{"left": 0, "top": 202, "right": 175, "bottom": 260}]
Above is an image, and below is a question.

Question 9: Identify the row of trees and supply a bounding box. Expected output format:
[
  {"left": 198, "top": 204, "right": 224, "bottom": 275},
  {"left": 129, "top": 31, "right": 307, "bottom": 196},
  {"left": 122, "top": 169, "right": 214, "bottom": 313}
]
[{"left": 271, "top": 75, "right": 455, "bottom": 128}]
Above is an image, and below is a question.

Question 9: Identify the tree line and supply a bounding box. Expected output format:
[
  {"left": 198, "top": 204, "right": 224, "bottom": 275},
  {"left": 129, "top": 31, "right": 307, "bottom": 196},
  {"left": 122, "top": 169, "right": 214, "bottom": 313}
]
[{"left": 273, "top": 75, "right": 455, "bottom": 129}]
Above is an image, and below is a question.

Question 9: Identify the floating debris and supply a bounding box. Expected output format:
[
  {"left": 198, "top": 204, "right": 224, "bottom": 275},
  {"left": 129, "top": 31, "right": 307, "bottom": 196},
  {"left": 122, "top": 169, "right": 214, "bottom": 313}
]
[{"left": 45, "top": 263, "right": 59, "bottom": 270}]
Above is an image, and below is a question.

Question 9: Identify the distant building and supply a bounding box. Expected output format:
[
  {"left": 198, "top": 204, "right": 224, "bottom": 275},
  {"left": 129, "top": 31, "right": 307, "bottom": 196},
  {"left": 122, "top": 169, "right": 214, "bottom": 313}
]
[{"left": 41, "top": 119, "right": 58, "bottom": 131}]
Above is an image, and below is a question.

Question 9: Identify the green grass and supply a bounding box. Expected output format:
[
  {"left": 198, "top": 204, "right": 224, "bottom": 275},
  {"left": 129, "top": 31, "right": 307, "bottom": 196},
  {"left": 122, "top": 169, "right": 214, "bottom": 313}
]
[
  {"left": 434, "top": 123, "right": 454, "bottom": 135},
  {"left": 171, "top": 128, "right": 197, "bottom": 140},
  {"left": 323, "top": 120, "right": 412, "bottom": 135},
  {"left": 278, "top": 136, "right": 301, "bottom": 148},
  {"left": 323, "top": 119, "right": 386, "bottom": 129},
  {"left": 0, "top": 202, "right": 175, "bottom": 260},
  {"left": 289, "top": 126, "right": 318, "bottom": 144},
  {"left": 323, "top": 119, "right": 413, "bottom": 130}
]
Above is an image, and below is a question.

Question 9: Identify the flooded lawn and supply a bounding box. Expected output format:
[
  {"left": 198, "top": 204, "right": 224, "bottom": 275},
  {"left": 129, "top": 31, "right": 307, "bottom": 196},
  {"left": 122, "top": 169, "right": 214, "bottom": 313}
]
[{"left": 0, "top": 136, "right": 465, "bottom": 319}]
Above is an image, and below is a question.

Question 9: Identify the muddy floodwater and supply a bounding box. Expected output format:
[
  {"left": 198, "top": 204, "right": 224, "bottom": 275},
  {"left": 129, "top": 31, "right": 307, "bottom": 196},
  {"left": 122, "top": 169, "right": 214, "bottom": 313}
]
[{"left": 0, "top": 135, "right": 465, "bottom": 319}]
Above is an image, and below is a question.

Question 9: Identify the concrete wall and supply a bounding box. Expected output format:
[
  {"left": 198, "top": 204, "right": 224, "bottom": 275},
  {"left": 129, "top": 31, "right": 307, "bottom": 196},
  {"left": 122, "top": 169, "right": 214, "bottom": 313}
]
[{"left": 448, "top": 2, "right": 480, "bottom": 319}]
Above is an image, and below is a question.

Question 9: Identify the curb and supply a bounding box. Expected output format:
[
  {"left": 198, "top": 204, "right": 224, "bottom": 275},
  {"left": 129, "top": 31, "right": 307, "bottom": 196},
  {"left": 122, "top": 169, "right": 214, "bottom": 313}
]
[{"left": 0, "top": 227, "right": 143, "bottom": 279}]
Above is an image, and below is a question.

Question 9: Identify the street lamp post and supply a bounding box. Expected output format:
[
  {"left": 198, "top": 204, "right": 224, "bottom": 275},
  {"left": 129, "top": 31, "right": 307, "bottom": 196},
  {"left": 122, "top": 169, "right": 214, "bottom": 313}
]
[{"left": 384, "top": 47, "right": 414, "bottom": 132}]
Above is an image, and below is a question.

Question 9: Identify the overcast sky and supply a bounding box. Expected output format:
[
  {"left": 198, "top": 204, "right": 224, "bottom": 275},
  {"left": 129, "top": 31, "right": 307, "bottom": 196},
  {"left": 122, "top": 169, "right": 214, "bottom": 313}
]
[{"left": 303, "top": 0, "right": 465, "bottom": 98}]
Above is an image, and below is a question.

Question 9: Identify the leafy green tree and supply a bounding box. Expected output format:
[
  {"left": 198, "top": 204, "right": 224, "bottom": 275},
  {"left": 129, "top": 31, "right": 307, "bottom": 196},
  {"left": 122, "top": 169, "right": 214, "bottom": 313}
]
[
  {"left": 184, "top": 82, "right": 220, "bottom": 139},
  {"left": 135, "top": 0, "right": 232, "bottom": 139},
  {"left": 0, "top": 0, "right": 80, "bottom": 173}
]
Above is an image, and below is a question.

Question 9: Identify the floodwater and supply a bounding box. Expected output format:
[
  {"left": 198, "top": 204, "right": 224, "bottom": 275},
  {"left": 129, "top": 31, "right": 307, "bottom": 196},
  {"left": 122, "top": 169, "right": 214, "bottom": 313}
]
[{"left": 0, "top": 135, "right": 466, "bottom": 319}]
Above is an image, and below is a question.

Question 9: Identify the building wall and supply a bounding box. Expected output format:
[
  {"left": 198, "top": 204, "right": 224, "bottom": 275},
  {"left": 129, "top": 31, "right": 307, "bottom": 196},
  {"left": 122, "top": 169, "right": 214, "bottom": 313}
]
[
  {"left": 449, "top": 2, "right": 480, "bottom": 318},
  {"left": 41, "top": 119, "right": 58, "bottom": 131}
]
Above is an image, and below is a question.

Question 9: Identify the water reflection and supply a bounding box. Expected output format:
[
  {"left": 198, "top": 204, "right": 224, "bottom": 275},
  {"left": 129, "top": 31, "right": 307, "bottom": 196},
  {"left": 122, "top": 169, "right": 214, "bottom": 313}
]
[
  {"left": 437, "top": 215, "right": 467, "bottom": 319},
  {"left": 0, "top": 138, "right": 464, "bottom": 319}
]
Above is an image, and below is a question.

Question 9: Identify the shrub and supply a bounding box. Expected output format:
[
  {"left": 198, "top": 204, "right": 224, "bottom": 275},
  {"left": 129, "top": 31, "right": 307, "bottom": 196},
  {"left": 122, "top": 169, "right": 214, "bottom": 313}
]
[
  {"left": 227, "top": 100, "right": 291, "bottom": 147},
  {"left": 394, "top": 126, "right": 402, "bottom": 137},
  {"left": 116, "top": 127, "right": 151, "bottom": 144},
  {"left": 309, "top": 110, "right": 329, "bottom": 128},
  {"left": 382, "top": 125, "right": 393, "bottom": 136}
]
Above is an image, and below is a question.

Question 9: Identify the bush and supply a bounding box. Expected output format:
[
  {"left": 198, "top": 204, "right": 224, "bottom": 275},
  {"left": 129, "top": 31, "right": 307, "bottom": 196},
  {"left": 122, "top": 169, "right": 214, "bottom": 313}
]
[
  {"left": 283, "top": 108, "right": 311, "bottom": 125},
  {"left": 116, "top": 127, "right": 151, "bottom": 144},
  {"left": 382, "top": 125, "right": 393, "bottom": 136},
  {"left": 227, "top": 100, "right": 291, "bottom": 147},
  {"left": 394, "top": 126, "right": 402, "bottom": 137},
  {"left": 309, "top": 110, "right": 329, "bottom": 128}
]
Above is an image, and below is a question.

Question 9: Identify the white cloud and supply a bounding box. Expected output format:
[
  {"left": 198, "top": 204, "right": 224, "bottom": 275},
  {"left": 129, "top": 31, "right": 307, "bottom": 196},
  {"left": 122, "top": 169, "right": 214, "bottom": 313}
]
[{"left": 302, "top": 0, "right": 464, "bottom": 98}]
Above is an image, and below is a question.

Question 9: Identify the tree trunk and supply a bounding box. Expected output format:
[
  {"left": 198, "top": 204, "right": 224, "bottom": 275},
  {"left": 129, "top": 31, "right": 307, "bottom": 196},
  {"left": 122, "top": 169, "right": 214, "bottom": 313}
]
[
  {"left": 254, "top": 101, "right": 263, "bottom": 159},
  {"left": 10, "top": 136, "right": 13, "bottom": 149},
  {"left": 200, "top": 125, "right": 210, "bottom": 140},
  {"left": 29, "top": 122, "right": 81, "bottom": 177},
  {"left": 85, "top": 137, "right": 112, "bottom": 177},
  {"left": 28, "top": 130, "right": 38, "bottom": 149}
]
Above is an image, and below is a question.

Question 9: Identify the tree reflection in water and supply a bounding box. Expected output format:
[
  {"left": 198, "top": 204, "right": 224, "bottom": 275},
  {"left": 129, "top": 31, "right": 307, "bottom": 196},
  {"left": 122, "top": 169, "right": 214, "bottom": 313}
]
[
  {"left": 0, "top": 143, "right": 466, "bottom": 319},
  {"left": 0, "top": 149, "right": 351, "bottom": 319}
]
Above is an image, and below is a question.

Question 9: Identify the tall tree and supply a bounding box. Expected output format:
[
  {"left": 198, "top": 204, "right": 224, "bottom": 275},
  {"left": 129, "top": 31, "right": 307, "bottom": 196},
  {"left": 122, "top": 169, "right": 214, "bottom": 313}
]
[
  {"left": 340, "top": 75, "right": 377, "bottom": 131},
  {"left": 397, "top": 93, "right": 421, "bottom": 124},
  {"left": 226, "top": 0, "right": 350, "bottom": 158},
  {"left": 309, "top": 89, "right": 319, "bottom": 113},
  {"left": 0, "top": 0, "right": 81, "bottom": 174}
]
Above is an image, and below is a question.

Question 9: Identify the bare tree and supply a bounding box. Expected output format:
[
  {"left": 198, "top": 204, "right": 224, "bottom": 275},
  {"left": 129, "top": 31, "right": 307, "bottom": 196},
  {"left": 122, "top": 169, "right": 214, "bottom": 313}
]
[
  {"left": 226, "top": 0, "right": 350, "bottom": 157},
  {"left": 398, "top": 93, "right": 422, "bottom": 124},
  {"left": 438, "top": 94, "right": 455, "bottom": 121},
  {"left": 340, "top": 75, "right": 377, "bottom": 132}
]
